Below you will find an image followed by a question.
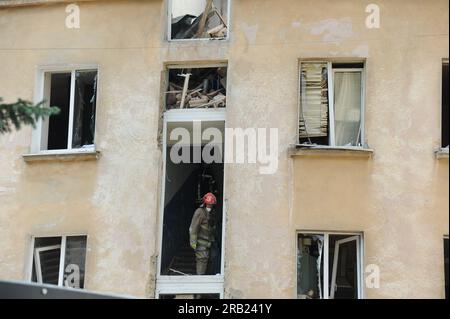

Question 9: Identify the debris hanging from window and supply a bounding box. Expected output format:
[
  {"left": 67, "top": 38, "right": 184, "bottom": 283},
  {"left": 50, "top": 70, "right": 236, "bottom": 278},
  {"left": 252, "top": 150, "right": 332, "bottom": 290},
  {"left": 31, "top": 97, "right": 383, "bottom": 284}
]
[
  {"left": 170, "top": 0, "right": 228, "bottom": 40},
  {"left": 165, "top": 67, "right": 227, "bottom": 110}
]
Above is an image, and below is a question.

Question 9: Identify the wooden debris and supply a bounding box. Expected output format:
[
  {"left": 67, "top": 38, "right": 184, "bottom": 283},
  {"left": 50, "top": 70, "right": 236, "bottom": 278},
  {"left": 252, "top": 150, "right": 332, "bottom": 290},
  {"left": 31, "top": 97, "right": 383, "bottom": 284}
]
[
  {"left": 167, "top": 67, "right": 227, "bottom": 109},
  {"left": 212, "top": 6, "right": 227, "bottom": 28},
  {"left": 178, "top": 73, "right": 191, "bottom": 109},
  {"left": 196, "top": 0, "right": 214, "bottom": 38},
  {"left": 207, "top": 24, "right": 227, "bottom": 38}
]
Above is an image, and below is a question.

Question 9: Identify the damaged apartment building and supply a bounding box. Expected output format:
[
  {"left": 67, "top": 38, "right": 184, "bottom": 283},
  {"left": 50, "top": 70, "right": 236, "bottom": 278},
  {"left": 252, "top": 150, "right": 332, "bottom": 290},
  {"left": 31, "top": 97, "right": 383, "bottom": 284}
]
[{"left": 0, "top": 0, "right": 448, "bottom": 299}]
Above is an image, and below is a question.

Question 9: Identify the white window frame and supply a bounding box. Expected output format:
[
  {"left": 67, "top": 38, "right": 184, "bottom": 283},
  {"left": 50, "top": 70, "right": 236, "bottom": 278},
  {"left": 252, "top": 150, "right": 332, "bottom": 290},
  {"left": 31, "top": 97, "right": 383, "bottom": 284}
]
[
  {"left": 441, "top": 59, "right": 449, "bottom": 151},
  {"left": 34, "top": 244, "right": 62, "bottom": 285},
  {"left": 167, "top": 0, "right": 231, "bottom": 42},
  {"left": 444, "top": 235, "right": 449, "bottom": 298},
  {"left": 28, "top": 234, "right": 88, "bottom": 288},
  {"left": 298, "top": 60, "right": 366, "bottom": 148},
  {"left": 31, "top": 64, "right": 99, "bottom": 154},
  {"left": 296, "top": 230, "right": 364, "bottom": 299},
  {"left": 156, "top": 107, "right": 226, "bottom": 298}
]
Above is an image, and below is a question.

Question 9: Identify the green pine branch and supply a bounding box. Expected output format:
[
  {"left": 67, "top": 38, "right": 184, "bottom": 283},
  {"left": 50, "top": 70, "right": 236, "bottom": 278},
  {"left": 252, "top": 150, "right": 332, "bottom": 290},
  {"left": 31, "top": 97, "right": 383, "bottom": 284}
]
[{"left": 0, "top": 98, "right": 60, "bottom": 134}]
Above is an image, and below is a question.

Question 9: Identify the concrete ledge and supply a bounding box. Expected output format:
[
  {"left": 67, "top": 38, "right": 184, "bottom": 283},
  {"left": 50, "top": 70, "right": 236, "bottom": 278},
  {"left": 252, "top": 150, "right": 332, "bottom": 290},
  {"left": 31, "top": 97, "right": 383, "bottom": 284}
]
[
  {"left": 435, "top": 147, "right": 449, "bottom": 159},
  {"left": 290, "top": 144, "right": 374, "bottom": 158},
  {"left": 23, "top": 150, "right": 100, "bottom": 162}
]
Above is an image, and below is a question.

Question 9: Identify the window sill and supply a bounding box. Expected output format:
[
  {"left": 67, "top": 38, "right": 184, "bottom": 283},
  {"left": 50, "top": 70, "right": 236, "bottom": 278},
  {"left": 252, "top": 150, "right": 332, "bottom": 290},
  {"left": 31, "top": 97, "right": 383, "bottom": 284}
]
[
  {"left": 435, "top": 147, "right": 449, "bottom": 159},
  {"left": 22, "top": 149, "right": 100, "bottom": 163},
  {"left": 290, "top": 144, "right": 374, "bottom": 158},
  {"left": 168, "top": 37, "right": 229, "bottom": 43}
]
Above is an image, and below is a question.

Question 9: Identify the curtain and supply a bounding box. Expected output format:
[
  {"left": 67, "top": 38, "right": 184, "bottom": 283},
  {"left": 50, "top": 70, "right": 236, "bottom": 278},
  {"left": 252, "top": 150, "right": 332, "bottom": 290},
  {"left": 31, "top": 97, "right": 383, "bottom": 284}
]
[
  {"left": 333, "top": 71, "right": 362, "bottom": 146},
  {"left": 299, "top": 62, "right": 329, "bottom": 139}
]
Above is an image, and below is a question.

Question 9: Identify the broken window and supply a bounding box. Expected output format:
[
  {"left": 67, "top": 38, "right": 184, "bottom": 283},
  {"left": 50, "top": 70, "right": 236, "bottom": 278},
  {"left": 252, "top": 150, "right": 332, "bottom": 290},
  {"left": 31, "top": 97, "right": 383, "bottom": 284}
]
[
  {"left": 297, "top": 232, "right": 363, "bottom": 299},
  {"left": 41, "top": 69, "right": 97, "bottom": 151},
  {"left": 169, "top": 0, "right": 228, "bottom": 40},
  {"left": 31, "top": 235, "right": 87, "bottom": 289},
  {"left": 299, "top": 61, "right": 365, "bottom": 147},
  {"left": 165, "top": 66, "right": 226, "bottom": 110},
  {"left": 442, "top": 61, "right": 449, "bottom": 149},
  {"left": 160, "top": 120, "right": 224, "bottom": 277},
  {"left": 445, "top": 237, "right": 449, "bottom": 299}
]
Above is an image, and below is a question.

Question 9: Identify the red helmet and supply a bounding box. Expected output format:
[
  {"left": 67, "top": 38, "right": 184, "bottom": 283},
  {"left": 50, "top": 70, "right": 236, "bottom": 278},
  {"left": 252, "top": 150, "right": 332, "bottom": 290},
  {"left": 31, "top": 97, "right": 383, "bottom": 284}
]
[{"left": 203, "top": 192, "right": 217, "bottom": 205}]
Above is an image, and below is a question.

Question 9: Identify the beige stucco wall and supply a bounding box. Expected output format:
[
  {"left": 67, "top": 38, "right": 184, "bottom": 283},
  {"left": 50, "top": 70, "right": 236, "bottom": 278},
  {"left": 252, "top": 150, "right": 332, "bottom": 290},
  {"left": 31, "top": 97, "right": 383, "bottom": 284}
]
[{"left": 0, "top": 0, "right": 448, "bottom": 298}]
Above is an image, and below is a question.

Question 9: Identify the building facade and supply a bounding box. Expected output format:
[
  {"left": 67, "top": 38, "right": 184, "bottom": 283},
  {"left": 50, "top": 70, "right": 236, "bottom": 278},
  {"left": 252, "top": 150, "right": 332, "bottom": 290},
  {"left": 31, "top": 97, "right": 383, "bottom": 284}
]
[{"left": 0, "top": 0, "right": 448, "bottom": 299}]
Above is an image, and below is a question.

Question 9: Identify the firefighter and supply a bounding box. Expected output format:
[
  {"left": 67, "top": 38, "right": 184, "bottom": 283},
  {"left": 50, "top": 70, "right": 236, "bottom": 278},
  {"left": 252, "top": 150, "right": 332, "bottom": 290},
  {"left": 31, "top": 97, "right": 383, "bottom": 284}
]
[{"left": 189, "top": 192, "right": 217, "bottom": 275}]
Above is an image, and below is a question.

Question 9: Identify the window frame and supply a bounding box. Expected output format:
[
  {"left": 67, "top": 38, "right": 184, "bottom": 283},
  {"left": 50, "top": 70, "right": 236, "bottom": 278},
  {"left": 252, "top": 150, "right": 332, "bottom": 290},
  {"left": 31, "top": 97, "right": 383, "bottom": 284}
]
[
  {"left": 28, "top": 234, "right": 88, "bottom": 289},
  {"left": 441, "top": 59, "right": 449, "bottom": 150},
  {"left": 444, "top": 235, "right": 449, "bottom": 299},
  {"left": 34, "top": 244, "right": 62, "bottom": 285},
  {"left": 296, "top": 230, "right": 364, "bottom": 299},
  {"left": 298, "top": 60, "right": 366, "bottom": 148},
  {"left": 156, "top": 108, "right": 227, "bottom": 297},
  {"left": 31, "top": 64, "right": 99, "bottom": 154},
  {"left": 167, "top": 0, "right": 231, "bottom": 42}
]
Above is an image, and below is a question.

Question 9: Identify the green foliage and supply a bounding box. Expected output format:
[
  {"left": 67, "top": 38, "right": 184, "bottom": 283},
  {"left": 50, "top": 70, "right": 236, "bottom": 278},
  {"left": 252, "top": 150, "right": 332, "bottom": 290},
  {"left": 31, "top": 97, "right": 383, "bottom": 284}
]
[{"left": 0, "top": 98, "right": 60, "bottom": 134}]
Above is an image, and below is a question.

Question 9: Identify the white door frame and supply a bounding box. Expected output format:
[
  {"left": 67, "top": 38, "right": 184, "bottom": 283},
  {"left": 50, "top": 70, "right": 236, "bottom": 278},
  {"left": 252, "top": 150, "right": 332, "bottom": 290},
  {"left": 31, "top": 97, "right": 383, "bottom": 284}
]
[{"left": 156, "top": 108, "right": 226, "bottom": 297}]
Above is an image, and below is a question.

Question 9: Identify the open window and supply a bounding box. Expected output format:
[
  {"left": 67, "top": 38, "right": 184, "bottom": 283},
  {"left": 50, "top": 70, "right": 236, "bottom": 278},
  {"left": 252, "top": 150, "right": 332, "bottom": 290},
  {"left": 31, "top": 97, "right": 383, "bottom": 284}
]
[
  {"left": 38, "top": 68, "right": 97, "bottom": 152},
  {"left": 169, "top": 0, "right": 229, "bottom": 40},
  {"left": 442, "top": 60, "right": 449, "bottom": 149},
  {"left": 31, "top": 235, "right": 87, "bottom": 289},
  {"left": 159, "top": 119, "right": 225, "bottom": 278},
  {"left": 165, "top": 65, "right": 227, "bottom": 110},
  {"left": 297, "top": 232, "right": 363, "bottom": 299},
  {"left": 298, "top": 61, "right": 365, "bottom": 148}
]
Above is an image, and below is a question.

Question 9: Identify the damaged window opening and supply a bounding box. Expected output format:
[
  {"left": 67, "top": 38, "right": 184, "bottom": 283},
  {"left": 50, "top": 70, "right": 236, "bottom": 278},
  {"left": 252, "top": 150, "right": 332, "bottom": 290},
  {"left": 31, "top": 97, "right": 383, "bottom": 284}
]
[
  {"left": 299, "top": 61, "right": 365, "bottom": 147},
  {"left": 442, "top": 61, "right": 449, "bottom": 149},
  {"left": 169, "top": 0, "right": 229, "bottom": 40},
  {"left": 297, "top": 232, "right": 363, "bottom": 299},
  {"left": 165, "top": 66, "right": 226, "bottom": 110},
  {"left": 41, "top": 69, "right": 97, "bottom": 151},
  {"left": 160, "top": 121, "right": 224, "bottom": 277},
  {"left": 31, "top": 235, "right": 87, "bottom": 289}
]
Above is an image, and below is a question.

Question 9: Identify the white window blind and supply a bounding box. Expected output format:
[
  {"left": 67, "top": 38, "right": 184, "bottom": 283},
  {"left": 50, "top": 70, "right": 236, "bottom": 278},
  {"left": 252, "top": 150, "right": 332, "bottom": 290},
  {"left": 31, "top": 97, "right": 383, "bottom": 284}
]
[{"left": 299, "top": 62, "right": 329, "bottom": 139}]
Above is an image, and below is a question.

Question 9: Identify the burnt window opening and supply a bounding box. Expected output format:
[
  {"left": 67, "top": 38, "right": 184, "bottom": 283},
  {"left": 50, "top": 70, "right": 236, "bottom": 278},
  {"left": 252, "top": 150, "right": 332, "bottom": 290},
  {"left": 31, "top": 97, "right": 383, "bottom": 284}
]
[
  {"left": 31, "top": 235, "right": 87, "bottom": 289},
  {"left": 170, "top": 0, "right": 228, "bottom": 40},
  {"left": 297, "top": 232, "right": 362, "bottom": 299},
  {"left": 442, "top": 62, "right": 449, "bottom": 148},
  {"left": 165, "top": 66, "right": 226, "bottom": 110},
  {"left": 299, "top": 61, "right": 365, "bottom": 147},
  {"left": 42, "top": 70, "right": 97, "bottom": 151}
]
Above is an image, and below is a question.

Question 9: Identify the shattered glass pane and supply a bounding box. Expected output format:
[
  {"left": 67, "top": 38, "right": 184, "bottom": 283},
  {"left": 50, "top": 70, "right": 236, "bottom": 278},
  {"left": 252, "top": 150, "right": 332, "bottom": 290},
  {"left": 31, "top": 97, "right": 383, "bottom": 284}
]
[
  {"left": 297, "top": 234, "right": 324, "bottom": 299},
  {"left": 72, "top": 70, "right": 97, "bottom": 149}
]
